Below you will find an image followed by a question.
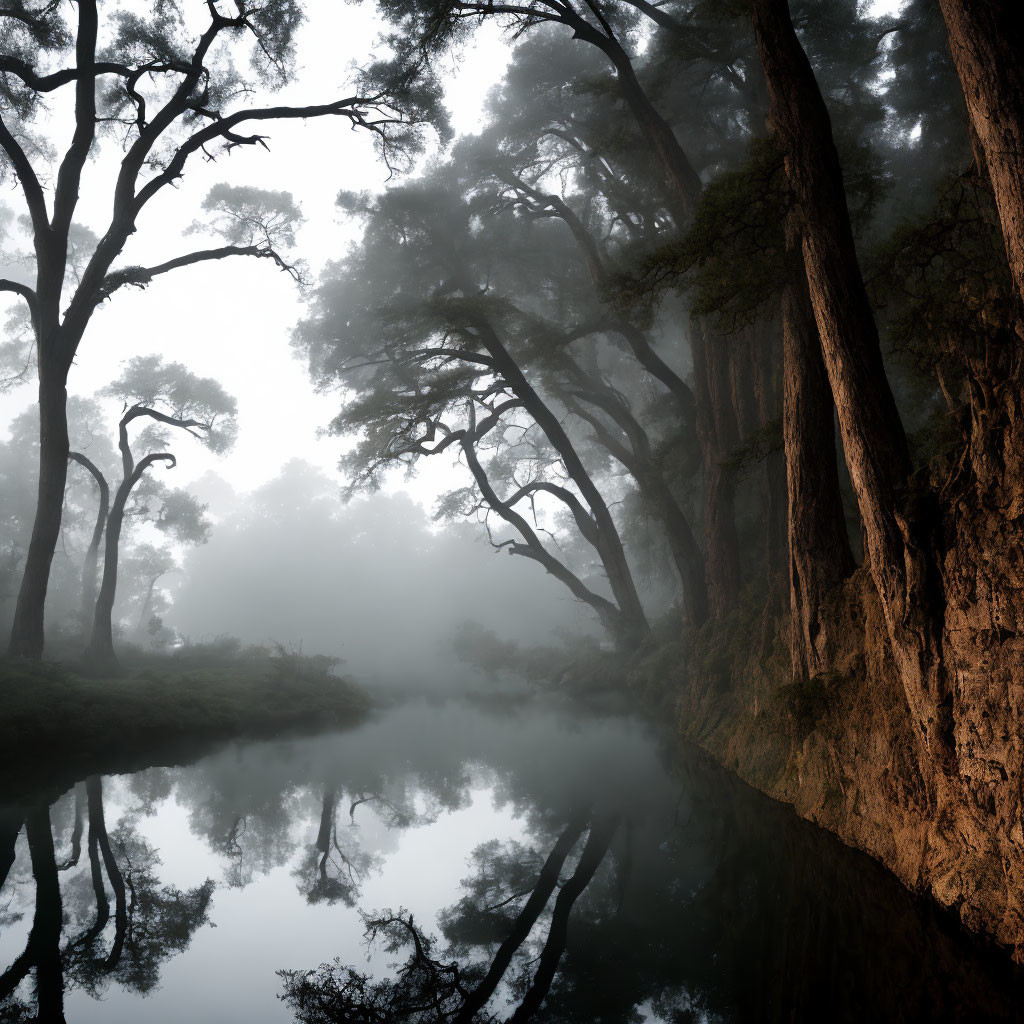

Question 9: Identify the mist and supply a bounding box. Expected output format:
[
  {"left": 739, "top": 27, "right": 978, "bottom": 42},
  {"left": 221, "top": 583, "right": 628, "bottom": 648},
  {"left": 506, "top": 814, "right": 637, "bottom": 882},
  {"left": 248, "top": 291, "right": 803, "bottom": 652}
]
[
  {"left": 167, "top": 461, "right": 596, "bottom": 692},
  {"left": 3, "top": 0, "right": 1024, "bottom": 1020}
]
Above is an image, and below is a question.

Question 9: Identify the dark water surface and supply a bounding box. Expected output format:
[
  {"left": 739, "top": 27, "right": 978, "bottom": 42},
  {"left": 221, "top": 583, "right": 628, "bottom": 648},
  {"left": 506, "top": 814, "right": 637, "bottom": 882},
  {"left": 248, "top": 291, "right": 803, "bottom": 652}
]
[{"left": 1, "top": 699, "right": 1022, "bottom": 1023}]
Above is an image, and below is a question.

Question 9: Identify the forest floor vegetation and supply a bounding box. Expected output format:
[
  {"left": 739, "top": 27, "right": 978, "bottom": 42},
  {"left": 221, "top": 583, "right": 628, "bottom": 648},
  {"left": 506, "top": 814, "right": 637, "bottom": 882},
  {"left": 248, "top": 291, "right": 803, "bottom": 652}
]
[{"left": 0, "top": 643, "right": 371, "bottom": 800}]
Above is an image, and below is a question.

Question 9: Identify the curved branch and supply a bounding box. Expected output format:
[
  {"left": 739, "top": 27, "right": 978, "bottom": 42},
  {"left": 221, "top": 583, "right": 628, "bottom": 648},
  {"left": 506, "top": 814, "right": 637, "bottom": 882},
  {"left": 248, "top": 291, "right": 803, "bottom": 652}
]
[
  {"left": 0, "top": 278, "right": 38, "bottom": 322},
  {"left": 0, "top": 55, "right": 140, "bottom": 92},
  {"left": 132, "top": 96, "right": 396, "bottom": 214},
  {"left": 118, "top": 405, "right": 207, "bottom": 477},
  {"left": 68, "top": 450, "right": 110, "bottom": 559},
  {"left": 97, "top": 244, "right": 295, "bottom": 304},
  {"left": 459, "top": 433, "right": 627, "bottom": 639},
  {"left": 128, "top": 452, "right": 176, "bottom": 491},
  {"left": 0, "top": 114, "right": 47, "bottom": 234},
  {"left": 503, "top": 480, "right": 599, "bottom": 546}
]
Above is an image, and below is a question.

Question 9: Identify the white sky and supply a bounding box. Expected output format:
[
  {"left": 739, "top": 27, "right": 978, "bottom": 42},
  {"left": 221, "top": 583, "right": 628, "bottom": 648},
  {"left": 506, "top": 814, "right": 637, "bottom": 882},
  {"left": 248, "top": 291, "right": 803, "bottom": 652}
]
[{"left": 0, "top": 2, "right": 514, "bottom": 506}]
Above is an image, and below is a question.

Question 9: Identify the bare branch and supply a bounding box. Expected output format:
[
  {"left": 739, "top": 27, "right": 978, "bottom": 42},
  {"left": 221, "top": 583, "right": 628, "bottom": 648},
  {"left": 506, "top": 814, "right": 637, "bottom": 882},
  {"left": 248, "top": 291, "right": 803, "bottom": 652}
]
[
  {"left": 133, "top": 96, "right": 399, "bottom": 215},
  {"left": 128, "top": 452, "right": 176, "bottom": 491},
  {"left": 96, "top": 244, "right": 298, "bottom": 304}
]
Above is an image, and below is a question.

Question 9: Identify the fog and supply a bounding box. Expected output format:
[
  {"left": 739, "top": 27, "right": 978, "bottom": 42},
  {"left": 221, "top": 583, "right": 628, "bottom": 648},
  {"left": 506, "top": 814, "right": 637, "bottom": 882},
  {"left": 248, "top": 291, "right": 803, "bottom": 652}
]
[
  {"left": 4, "top": 0, "right": 1024, "bottom": 1020},
  {"left": 167, "top": 461, "right": 596, "bottom": 690}
]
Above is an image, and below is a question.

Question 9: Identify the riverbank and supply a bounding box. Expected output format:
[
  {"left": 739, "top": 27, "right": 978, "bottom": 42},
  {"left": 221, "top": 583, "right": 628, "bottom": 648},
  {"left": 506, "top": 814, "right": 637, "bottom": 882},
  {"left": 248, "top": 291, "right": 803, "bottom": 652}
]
[
  {"left": 629, "top": 564, "right": 1024, "bottom": 965},
  {"left": 0, "top": 653, "right": 371, "bottom": 799}
]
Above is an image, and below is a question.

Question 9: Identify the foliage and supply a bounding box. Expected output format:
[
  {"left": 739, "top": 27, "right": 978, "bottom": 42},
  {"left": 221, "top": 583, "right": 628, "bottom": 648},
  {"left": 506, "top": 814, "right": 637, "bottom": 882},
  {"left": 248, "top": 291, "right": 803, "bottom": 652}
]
[
  {"left": 195, "top": 184, "right": 304, "bottom": 249},
  {"left": 100, "top": 355, "right": 238, "bottom": 454},
  {"left": 279, "top": 911, "right": 467, "bottom": 1024},
  {"left": 868, "top": 176, "right": 1014, "bottom": 376}
]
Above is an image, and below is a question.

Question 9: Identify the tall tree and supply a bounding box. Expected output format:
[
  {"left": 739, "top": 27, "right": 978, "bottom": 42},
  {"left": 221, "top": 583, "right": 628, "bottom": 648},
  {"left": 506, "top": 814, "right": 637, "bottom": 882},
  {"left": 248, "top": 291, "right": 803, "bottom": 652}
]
[
  {"left": 300, "top": 184, "right": 650, "bottom": 646},
  {"left": 938, "top": 0, "right": 1024, "bottom": 313},
  {"left": 0, "top": 1, "right": 422, "bottom": 658},
  {"left": 81, "top": 357, "right": 232, "bottom": 670},
  {"left": 749, "top": 0, "right": 951, "bottom": 750},
  {"left": 370, "top": 0, "right": 753, "bottom": 618}
]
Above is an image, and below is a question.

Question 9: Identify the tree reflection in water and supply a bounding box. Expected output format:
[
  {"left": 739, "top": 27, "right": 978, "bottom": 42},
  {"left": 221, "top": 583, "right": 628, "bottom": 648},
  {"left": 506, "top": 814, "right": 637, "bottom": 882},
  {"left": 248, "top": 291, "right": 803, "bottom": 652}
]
[
  {"left": 0, "top": 778, "right": 213, "bottom": 1022},
  {"left": 279, "top": 809, "right": 619, "bottom": 1024},
  {"left": 2, "top": 704, "right": 1023, "bottom": 1023}
]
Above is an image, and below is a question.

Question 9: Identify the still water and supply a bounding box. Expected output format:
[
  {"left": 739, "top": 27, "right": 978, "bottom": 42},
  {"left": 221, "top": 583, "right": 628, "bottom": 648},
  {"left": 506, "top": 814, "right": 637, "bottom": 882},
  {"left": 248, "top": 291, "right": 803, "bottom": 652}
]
[{"left": 1, "top": 699, "right": 1022, "bottom": 1023}]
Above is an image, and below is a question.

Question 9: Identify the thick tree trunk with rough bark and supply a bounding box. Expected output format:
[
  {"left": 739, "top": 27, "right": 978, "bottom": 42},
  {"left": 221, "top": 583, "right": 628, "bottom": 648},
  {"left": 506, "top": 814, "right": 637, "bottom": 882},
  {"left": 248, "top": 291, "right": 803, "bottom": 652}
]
[
  {"left": 782, "top": 271, "right": 856, "bottom": 678},
  {"left": 751, "top": 0, "right": 951, "bottom": 756},
  {"left": 939, "top": 0, "right": 1024, "bottom": 313}
]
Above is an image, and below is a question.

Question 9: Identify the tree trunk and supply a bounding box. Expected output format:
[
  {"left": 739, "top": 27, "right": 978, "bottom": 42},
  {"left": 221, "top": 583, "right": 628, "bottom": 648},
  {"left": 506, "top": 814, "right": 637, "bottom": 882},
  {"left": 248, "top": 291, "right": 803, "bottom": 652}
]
[
  {"left": 8, "top": 366, "right": 69, "bottom": 659},
  {"left": 939, "top": 0, "right": 1024, "bottom": 313},
  {"left": 470, "top": 316, "right": 650, "bottom": 644},
  {"left": 507, "top": 814, "right": 618, "bottom": 1024},
  {"left": 564, "top": 383, "right": 709, "bottom": 626},
  {"left": 68, "top": 453, "right": 109, "bottom": 638},
  {"left": 752, "top": 321, "right": 787, "bottom": 581},
  {"left": 645, "top": 470, "right": 710, "bottom": 626},
  {"left": 85, "top": 481, "right": 131, "bottom": 671},
  {"left": 782, "top": 269, "right": 856, "bottom": 679},
  {"left": 455, "top": 810, "right": 588, "bottom": 1024},
  {"left": 692, "top": 324, "right": 741, "bottom": 618},
  {"left": 0, "top": 808, "right": 21, "bottom": 892},
  {"left": 568, "top": 16, "right": 745, "bottom": 622},
  {"left": 581, "top": 25, "right": 702, "bottom": 223},
  {"left": 132, "top": 574, "right": 165, "bottom": 642},
  {"left": 86, "top": 775, "right": 127, "bottom": 969},
  {"left": 751, "top": 0, "right": 951, "bottom": 757},
  {"left": 316, "top": 788, "right": 336, "bottom": 858},
  {"left": 59, "top": 784, "right": 85, "bottom": 871},
  {"left": 24, "top": 806, "right": 65, "bottom": 1023}
]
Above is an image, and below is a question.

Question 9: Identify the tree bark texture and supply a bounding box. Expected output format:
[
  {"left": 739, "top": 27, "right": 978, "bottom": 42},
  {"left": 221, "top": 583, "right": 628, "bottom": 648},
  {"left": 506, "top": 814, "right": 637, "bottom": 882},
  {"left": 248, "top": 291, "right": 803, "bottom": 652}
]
[
  {"left": 691, "top": 323, "right": 741, "bottom": 618},
  {"left": 751, "top": 0, "right": 951, "bottom": 758},
  {"left": 782, "top": 270, "right": 855, "bottom": 679},
  {"left": 939, "top": 0, "right": 1024, "bottom": 314}
]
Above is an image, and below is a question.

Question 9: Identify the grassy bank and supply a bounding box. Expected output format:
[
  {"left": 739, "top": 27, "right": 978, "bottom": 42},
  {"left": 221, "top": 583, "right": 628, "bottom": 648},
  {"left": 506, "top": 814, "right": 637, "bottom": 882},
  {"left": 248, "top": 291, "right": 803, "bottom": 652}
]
[{"left": 0, "top": 647, "right": 371, "bottom": 799}]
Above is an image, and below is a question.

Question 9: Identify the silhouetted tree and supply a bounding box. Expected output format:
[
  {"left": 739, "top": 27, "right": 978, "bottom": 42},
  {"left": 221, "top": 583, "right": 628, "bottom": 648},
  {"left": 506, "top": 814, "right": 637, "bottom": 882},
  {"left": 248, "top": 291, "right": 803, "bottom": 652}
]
[
  {"left": 79, "top": 357, "right": 232, "bottom": 669},
  {"left": 0, "top": 1, "right": 424, "bottom": 659}
]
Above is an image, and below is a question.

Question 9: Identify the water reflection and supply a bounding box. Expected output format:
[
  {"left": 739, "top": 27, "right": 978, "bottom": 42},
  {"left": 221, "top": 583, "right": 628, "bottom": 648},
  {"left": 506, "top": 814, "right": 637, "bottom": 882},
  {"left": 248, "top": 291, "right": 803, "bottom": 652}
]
[
  {"left": 1, "top": 778, "right": 213, "bottom": 1023},
  {"left": 1, "top": 701, "right": 1022, "bottom": 1023}
]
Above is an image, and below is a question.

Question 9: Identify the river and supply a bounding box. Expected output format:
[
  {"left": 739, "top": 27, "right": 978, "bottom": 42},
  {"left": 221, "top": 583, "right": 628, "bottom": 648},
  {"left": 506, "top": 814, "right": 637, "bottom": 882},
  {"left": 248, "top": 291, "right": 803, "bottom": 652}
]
[{"left": 1, "top": 698, "right": 1021, "bottom": 1022}]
